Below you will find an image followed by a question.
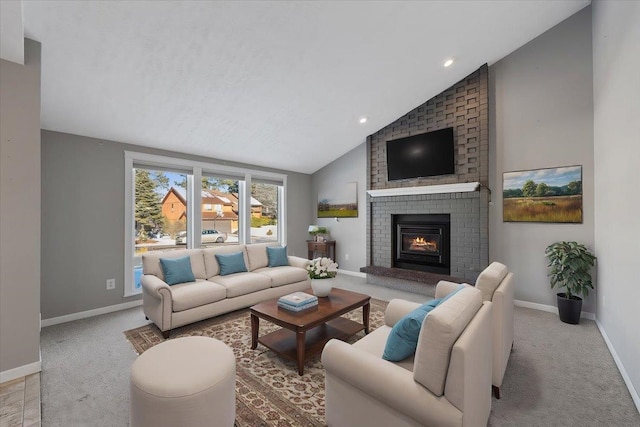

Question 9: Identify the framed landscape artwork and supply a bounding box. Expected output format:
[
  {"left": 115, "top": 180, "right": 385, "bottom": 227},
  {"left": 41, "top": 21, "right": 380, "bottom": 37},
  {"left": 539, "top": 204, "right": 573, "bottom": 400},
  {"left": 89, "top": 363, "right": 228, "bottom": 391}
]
[
  {"left": 318, "top": 182, "right": 358, "bottom": 218},
  {"left": 503, "top": 165, "right": 582, "bottom": 223}
]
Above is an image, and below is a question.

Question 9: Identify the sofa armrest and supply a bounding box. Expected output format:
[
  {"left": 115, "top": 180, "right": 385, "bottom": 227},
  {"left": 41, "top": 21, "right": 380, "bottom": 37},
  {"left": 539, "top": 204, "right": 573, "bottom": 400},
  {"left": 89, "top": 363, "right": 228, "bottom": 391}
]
[
  {"left": 322, "top": 339, "right": 460, "bottom": 425},
  {"left": 491, "top": 272, "right": 514, "bottom": 387},
  {"left": 435, "top": 280, "right": 465, "bottom": 299},
  {"left": 287, "top": 255, "right": 310, "bottom": 269},
  {"left": 140, "top": 274, "right": 172, "bottom": 300},
  {"left": 384, "top": 299, "right": 421, "bottom": 327}
]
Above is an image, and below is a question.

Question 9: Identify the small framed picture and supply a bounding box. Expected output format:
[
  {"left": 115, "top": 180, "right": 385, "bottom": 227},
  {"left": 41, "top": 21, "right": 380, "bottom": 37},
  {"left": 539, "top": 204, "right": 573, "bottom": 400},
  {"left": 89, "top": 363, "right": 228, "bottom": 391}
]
[{"left": 317, "top": 182, "right": 358, "bottom": 218}]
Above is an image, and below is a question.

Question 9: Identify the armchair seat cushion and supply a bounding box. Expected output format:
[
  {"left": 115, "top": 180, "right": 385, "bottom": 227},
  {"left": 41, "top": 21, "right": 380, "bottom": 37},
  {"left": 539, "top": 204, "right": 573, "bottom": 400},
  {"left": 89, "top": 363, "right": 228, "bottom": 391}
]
[
  {"left": 253, "top": 266, "right": 308, "bottom": 287},
  {"left": 353, "top": 326, "right": 415, "bottom": 373},
  {"left": 209, "top": 272, "right": 271, "bottom": 298},
  {"left": 170, "top": 280, "right": 227, "bottom": 312}
]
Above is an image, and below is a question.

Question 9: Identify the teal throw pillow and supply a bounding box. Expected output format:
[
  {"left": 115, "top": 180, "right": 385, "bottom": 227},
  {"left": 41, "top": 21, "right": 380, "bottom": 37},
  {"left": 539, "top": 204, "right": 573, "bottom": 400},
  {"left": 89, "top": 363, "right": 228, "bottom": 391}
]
[
  {"left": 215, "top": 252, "right": 248, "bottom": 276},
  {"left": 159, "top": 256, "right": 196, "bottom": 286},
  {"left": 267, "top": 246, "right": 289, "bottom": 267},
  {"left": 382, "top": 284, "right": 466, "bottom": 361},
  {"left": 382, "top": 298, "right": 442, "bottom": 361}
]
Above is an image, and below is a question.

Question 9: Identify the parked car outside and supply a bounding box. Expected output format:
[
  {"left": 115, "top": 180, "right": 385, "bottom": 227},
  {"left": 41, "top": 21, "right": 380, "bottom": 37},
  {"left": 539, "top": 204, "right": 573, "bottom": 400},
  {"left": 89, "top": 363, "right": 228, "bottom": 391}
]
[{"left": 176, "top": 229, "right": 227, "bottom": 244}]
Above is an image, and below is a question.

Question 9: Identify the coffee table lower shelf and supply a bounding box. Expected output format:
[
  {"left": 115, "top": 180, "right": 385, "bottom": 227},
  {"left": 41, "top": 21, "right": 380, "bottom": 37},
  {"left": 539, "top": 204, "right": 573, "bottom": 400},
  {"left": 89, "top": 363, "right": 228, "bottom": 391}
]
[{"left": 257, "top": 317, "right": 363, "bottom": 370}]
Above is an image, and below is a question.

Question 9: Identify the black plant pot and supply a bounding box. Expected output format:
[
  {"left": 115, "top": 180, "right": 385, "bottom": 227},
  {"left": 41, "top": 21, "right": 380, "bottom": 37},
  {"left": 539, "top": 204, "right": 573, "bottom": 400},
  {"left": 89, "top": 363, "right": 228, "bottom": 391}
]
[{"left": 557, "top": 293, "right": 582, "bottom": 324}]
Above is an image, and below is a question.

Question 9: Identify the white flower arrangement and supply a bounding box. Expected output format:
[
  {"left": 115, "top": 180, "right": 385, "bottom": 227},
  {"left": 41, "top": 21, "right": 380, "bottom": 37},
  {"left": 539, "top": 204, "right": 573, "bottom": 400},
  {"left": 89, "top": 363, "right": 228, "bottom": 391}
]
[{"left": 307, "top": 257, "right": 338, "bottom": 279}]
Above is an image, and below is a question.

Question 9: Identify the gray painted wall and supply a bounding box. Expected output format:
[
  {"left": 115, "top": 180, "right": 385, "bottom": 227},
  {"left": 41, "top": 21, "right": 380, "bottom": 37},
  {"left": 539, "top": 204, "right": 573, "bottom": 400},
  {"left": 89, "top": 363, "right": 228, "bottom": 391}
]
[
  {"left": 489, "top": 7, "right": 596, "bottom": 313},
  {"left": 593, "top": 0, "right": 640, "bottom": 405},
  {"left": 0, "top": 40, "right": 41, "bottom": 375},
  {"left": 41, "top": 131, "right": 311, "bottom": 319},
  {"left": 311, "top": 143, "right": 367, "bottom": 272}
]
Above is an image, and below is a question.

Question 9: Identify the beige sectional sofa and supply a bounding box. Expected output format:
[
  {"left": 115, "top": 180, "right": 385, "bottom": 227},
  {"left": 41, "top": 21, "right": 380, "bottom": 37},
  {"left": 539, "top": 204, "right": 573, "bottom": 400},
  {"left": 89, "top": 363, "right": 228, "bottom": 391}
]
[{"left": 141, "top": 243, "right": 310, "bottom": 337}]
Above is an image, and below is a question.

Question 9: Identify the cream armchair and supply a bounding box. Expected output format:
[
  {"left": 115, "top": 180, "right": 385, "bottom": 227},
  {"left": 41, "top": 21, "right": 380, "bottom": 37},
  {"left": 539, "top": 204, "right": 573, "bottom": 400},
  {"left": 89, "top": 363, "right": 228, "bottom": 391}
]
[
  {"left": 322, "top": 284, "right": 492, "bottom": 427},
  {"left": 439, "top": 262, "right": 514, "bottom": 399}
]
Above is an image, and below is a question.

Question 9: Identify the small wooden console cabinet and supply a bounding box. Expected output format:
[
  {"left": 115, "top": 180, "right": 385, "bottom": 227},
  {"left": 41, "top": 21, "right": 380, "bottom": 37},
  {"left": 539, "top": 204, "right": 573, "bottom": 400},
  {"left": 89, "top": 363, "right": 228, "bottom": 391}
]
[{"left": 307, "top": 240, "right": 336, "bottom": 260}]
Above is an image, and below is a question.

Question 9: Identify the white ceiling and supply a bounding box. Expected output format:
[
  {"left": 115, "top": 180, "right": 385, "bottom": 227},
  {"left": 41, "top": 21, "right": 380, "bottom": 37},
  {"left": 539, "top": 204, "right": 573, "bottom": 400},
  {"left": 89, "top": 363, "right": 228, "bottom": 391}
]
[{"left": 15, "top": 1, "right": 589, "bottom": 174}]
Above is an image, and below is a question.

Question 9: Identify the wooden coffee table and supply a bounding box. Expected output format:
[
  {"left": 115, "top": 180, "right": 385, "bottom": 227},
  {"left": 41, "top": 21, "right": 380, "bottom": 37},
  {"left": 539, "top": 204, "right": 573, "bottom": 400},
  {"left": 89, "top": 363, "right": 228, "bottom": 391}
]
[{"left": 250, "top": 287, "right": 370, "bottom": 375}]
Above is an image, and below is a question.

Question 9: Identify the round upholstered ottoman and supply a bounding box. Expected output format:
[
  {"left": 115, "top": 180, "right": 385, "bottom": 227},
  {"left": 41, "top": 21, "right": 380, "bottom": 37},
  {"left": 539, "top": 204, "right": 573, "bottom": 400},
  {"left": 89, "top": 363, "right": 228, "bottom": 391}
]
[{"left": 130, "top": 336, "right": 236, "bottom": 427}]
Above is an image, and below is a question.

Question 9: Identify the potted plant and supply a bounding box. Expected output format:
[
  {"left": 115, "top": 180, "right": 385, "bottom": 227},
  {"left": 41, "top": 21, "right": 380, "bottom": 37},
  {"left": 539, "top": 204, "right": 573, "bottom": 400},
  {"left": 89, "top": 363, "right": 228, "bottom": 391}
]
[
  {"left": 307, "top": 257, "right": 338, "bottom": 297},
  {"left": 544, "top": 241, "right": 596, "bottom": 324},
  {"left": 308, "top": 225, "right": 328, "bottom": 242}
]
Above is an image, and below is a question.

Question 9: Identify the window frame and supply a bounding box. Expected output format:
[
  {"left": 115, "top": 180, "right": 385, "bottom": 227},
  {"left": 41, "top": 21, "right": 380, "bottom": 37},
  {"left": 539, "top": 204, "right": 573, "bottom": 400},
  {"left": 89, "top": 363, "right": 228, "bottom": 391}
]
[{"left": 124, "top": 151, "right": 287, "bottom": 297}]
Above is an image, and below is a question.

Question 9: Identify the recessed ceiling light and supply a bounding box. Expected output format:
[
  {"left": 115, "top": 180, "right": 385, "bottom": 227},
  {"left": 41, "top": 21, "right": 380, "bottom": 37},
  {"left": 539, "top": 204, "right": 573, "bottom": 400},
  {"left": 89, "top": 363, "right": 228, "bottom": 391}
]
[
  {"left": 444, "top": 58, "right": 454, "bottom": 67},
  {"left": 359, "top": 117, "right": 368, "bottom": 124}
]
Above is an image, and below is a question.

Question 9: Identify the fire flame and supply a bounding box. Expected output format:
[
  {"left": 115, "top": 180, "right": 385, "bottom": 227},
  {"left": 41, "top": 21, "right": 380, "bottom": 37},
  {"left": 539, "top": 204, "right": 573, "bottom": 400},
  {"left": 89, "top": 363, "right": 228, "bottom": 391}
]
[{"left": 410, "top": 237, "right": 437, "bottom": 252}]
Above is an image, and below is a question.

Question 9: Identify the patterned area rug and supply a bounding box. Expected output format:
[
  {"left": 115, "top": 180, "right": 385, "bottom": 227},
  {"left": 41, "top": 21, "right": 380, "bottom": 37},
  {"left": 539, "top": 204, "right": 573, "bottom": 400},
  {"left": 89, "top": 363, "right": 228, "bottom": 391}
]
[{"left": 124, "top": 299, "right": 388, "bottom": 427}]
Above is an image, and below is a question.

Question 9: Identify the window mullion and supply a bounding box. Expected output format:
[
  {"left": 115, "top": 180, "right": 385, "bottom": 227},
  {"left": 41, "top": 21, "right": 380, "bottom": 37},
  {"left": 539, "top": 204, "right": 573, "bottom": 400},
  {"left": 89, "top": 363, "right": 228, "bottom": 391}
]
[
  {"left": 239, "top": 175, "right": 251, "bottom": 244},
  {"left": 279, "top": 179, "right": 286, "bottom": 246},
  {"left": 192, "top": 168, "right": 202, "bottom": 247}
]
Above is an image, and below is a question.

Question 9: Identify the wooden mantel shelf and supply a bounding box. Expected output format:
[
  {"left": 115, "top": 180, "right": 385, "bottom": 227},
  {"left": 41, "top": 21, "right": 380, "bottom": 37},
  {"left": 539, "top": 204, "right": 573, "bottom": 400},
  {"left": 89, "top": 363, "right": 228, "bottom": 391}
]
[{"left": 367, "top": 182, "right": 480, "bottom": 198}]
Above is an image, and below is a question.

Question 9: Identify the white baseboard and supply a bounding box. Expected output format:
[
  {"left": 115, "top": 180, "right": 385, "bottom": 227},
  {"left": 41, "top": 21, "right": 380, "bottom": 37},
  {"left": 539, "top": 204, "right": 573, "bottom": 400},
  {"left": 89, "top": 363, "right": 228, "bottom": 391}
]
[
  {"left": 514, "top": 299, "right": 595, "bottom": 320},
  {"left": 338, "top": 270, "right": 366, "bottom": 278},
  {"left": 595, "top": 320, "right": 640, "bottom": 413},
  {"left": 41, "top": 299, "right": 142, "bottom": 328},
  {"left": 0, "top": 358, "right": 41, "bottom": 384}
]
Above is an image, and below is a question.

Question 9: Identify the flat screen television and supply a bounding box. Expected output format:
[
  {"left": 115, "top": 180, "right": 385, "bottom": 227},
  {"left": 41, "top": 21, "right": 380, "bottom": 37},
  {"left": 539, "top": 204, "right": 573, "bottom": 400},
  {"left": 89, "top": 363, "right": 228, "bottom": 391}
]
[{"left": 386, "top": 127, "right": 455, "bottom": 181}]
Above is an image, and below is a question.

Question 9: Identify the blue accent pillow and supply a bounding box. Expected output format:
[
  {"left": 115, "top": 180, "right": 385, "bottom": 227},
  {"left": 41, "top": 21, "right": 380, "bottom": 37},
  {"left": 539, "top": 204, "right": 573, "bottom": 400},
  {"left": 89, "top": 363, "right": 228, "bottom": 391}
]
[
  {"left": 382, "top": 298, "right": 442, "bottom": 361},
  {"left": 159, "top": 256, "right": 196, "bottom": 286},
  {"left": 267, "top": 246, "right": 289, "bottom": 267},
  {"left": 215, "top": 252, "right": 248, "bottom": 276},
  {"left": 382, "top": 284, "right": 466, "bottom": 361}
]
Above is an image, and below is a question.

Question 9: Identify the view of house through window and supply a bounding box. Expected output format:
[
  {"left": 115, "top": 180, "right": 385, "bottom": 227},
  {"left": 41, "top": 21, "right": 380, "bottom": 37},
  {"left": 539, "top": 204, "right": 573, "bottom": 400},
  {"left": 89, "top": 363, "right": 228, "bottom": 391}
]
[
  {"left": 251, "top": 182, "right": 279, "bottom": 243},
  {"left": 133, "top": 167, "right": 189, "bottom": 291},
  {"left": 200, "top": 175, "right": 241, "bottom": 247}
]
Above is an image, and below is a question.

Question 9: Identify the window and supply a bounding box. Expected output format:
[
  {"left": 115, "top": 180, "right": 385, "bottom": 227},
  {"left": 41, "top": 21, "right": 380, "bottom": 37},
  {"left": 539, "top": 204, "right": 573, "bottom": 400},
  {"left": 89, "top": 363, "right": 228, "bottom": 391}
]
[
  {"left": 250, "top": 180, "right": 282, "bottom": 244},
  {"left": 131, "top": 166, "right": 190, "bottom": 293},
  {"left": 124, "top": 152, "right": 287, "bottom": 296},
  {"left": 201, "top": 174, "right": 241, "bottom": 248}
]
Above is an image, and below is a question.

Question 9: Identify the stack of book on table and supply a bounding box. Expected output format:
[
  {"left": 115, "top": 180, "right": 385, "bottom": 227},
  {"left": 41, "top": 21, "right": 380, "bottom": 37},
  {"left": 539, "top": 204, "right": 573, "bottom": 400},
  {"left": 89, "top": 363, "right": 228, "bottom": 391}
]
[{"left": 278, "top": 292, "right": 318, "bottom": 312}]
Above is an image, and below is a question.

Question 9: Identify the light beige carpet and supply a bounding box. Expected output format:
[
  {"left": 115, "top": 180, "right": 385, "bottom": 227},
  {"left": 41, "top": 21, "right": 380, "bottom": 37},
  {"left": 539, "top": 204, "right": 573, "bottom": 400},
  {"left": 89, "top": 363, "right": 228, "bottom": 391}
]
[{"left": 124, "top": 299, "right": 388, "bottom": 427}]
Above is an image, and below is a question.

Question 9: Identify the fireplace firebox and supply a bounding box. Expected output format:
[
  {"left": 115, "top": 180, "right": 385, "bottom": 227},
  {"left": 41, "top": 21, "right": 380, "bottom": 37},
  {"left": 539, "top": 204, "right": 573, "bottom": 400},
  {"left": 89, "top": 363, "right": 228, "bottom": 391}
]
[{"left": 392, "top": 214, "right": 450, "bottom": 274}]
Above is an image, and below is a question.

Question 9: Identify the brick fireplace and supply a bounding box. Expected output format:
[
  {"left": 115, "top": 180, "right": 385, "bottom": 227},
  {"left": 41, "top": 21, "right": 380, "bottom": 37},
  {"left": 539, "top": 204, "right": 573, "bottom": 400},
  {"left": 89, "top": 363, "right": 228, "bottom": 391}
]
[{"left": 365, "top": 66, "right": 489, "bottom": 283}]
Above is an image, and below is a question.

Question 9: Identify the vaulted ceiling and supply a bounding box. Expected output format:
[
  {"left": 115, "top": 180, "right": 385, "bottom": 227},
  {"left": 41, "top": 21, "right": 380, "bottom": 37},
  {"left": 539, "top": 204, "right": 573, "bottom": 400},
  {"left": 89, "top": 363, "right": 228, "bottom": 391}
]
[{"left": 3, "top": 1, "right": 590, "bottom": 173}]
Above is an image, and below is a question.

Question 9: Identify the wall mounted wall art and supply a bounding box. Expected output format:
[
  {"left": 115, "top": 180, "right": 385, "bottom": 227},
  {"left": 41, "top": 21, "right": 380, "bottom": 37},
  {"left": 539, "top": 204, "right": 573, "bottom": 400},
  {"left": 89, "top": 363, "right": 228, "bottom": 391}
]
[
  {"left": 503, "top": 165, "right": 582, "bottom": 223},
  {"left": 318, "top": 182, "right": 358, "bottom": 218}
]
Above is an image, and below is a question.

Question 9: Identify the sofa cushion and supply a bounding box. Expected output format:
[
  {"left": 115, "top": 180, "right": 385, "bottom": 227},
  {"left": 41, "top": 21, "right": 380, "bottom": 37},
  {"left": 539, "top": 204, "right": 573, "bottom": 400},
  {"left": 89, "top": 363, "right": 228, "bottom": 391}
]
[
  {"left": 143, "top": 249, "right": 206, "bottom": 281},
  {"left": 267, "top": 246, "right": 289, "bottom": 267},
  {"left": 169, "top": 280, "right": 227, "bottom": 312},
  {"left": 209, "top": 272, "right": 271, "bottom": 298},
  {"left": 253, "top": 266, "right": 308, "bottom": 287},
  {"left": 245, "top": 243, "right": 279, "bottom": 271},
  {"left": 475, "top": 262, "right": 509, "bottom": 302},
  {"left": 215, "top": 252, "right": 248, "bottom": 276},
  {"left": 203, "top": 245, "right": 248, "bottom": 278},
  {"left": 413, "top": 286, "right": 482, "bottom": 396},
  {"left": 159, "top": 256, "right": 196, "bottom": 286}
]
